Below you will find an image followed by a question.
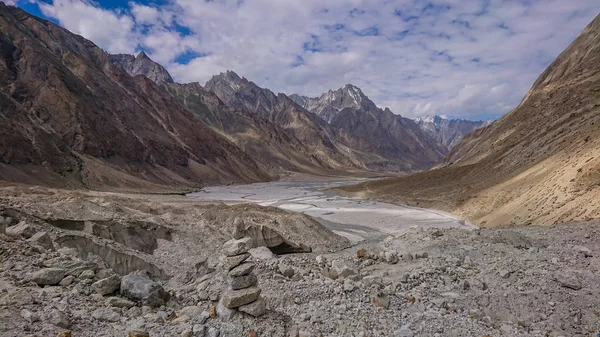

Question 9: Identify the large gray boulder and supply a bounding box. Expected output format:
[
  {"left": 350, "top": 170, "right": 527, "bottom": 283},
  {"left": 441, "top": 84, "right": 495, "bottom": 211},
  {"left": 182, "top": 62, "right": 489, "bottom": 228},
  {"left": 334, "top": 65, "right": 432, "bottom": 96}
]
[
  {"left": 29, "top": 268, "right": 66, "bottom": 286},
  {"left": 120, "top": 273, "right": 170, "bottom": 307},
  {"left": 27, "top": 232, "right": 54, "bottom": 251},
  {"left": 222, "top": 238, "right": 253, "bottom": 257},
  {"left": 6, "top": 221, "right": 36, "bottom": 239}
]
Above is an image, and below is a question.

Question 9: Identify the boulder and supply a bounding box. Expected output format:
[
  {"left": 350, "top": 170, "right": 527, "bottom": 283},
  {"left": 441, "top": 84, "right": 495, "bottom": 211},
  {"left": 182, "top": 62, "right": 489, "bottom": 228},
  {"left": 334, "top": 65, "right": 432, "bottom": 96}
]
[
  {"left": 556, "top": 273, "right": 582, "bottom": 290},
  {"left": 331, "top": 260, "right": 357, "bottom": 278},
  {"left": 278, "top": 263, "right": 295, "bottom": 278},
  {"left": 229, "top": 274, "right": 258, "bottom": 290},
  {"left": 238, "top": 297, "right": 266, "bottom": 317},
  {"left": 249, "top": 246, "right": 276, "bottom": 260},
  {"left": 57, "top": 331, "right": 72, "bottom": 337},
  {"left": 29, "top": 268, "right": 66, "bottom": 286},
  {"left": 120, "top": 273, "right": 170, "bottom": 307},
  {"left": 221, "top": 287, "right": 261, "bottom": 309},
  {"left": 222, "top": 238, "right": 253, "bottom": 257},
  {"left": 92, "top": 274, "right": 121, "bottom": 295},
  {"left": 223, "top": 253, "right": 250, "bottom": 270},
  {"left": 27, "top": 231, "right": 54, "bottom": 250},
  {"left": 6, "top": 221, "right": 36, "bottom": 239},
  {"left": 229, "top": 262, "right": 255, "bottom": 277}
]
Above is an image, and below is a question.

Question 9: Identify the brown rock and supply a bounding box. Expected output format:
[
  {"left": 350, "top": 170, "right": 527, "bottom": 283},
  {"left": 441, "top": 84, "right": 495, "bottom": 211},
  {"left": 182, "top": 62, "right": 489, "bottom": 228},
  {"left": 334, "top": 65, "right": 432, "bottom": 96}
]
[
  {"left": 128, "top": 331, "right": 150, "bottom": 337},
  {"left": 57, "top": 331, "right": 72, "bottom": 337},
  {"left": 209, "top": 305, "right": 217, "bottom": 318},
  {"left": 372, "top": 293, "right": 390, "bottom": 309},
  {"left": 249, "top": 329, "right": 257, "bottom": 337},
  {"left": 356, "top": 248, "right": 370, "bottom": 259}
]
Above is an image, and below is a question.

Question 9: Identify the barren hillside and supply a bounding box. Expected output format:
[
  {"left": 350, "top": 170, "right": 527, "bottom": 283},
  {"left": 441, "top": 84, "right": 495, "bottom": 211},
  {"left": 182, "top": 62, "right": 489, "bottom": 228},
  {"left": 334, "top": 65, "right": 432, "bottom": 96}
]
[{"left": 337, "top": 14, "right": 600, "bottom": 227}]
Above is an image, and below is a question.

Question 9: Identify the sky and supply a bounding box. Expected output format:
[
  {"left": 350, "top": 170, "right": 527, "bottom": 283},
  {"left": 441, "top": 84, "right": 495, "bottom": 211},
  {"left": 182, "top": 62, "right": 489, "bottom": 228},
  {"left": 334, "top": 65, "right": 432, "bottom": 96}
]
[{"left": 6, "top": 0, "right": 600, "bottom": 120}]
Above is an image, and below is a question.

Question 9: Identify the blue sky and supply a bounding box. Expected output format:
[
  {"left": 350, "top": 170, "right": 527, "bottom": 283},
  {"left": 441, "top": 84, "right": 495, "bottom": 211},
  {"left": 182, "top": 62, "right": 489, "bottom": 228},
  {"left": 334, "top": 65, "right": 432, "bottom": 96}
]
[{"left": 5, "top": 0, "right": 600, "bottom": 120}]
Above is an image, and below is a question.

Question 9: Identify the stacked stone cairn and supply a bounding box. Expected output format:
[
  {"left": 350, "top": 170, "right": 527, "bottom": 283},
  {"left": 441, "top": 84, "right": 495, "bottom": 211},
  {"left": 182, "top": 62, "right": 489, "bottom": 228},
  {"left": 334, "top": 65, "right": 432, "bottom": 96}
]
[{"left": 219, "top": 237, "right": 266, "bottom": 317}]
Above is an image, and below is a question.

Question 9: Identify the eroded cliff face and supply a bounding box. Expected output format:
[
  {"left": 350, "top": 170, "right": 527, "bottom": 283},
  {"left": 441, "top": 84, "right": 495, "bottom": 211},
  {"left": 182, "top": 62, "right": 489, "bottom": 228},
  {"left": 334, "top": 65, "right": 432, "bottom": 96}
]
[{"left": 0, "top": 4, "right": 269, "bottom": 190}]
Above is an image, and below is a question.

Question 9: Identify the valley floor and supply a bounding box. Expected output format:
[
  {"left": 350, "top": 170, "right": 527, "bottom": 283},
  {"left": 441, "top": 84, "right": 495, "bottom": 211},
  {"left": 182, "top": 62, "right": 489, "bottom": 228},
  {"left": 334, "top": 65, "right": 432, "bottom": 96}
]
[
  {"left": 188, "top": 180, "right": 474, "bottom": 243},
  {"left": 0, "top": 184, "right": 598, "bottom": 337}
]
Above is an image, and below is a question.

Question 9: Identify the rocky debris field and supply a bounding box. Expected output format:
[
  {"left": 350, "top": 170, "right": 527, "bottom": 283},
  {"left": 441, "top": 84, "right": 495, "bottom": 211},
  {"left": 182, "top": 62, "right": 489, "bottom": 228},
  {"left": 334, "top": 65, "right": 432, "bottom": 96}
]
[{"left": 0, "top": 187, "right": 599, "bottom": 337}]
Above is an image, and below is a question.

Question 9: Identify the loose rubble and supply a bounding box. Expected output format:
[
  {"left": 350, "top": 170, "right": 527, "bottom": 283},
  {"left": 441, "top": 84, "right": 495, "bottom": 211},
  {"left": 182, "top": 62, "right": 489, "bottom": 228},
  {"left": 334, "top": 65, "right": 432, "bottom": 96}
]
[{"left": 1, "top": 195, "right": 600, "bottom": 337}]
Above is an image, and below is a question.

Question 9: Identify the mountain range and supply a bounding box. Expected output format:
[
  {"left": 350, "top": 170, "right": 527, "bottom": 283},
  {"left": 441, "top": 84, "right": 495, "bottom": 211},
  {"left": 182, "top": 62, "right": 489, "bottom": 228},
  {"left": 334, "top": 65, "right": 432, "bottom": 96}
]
[
  {"left": 338, "top": 13, "right": 600, "bottom": 227},
  {"left": 0, "top": 2, "right": 490, "bottom": 190}
]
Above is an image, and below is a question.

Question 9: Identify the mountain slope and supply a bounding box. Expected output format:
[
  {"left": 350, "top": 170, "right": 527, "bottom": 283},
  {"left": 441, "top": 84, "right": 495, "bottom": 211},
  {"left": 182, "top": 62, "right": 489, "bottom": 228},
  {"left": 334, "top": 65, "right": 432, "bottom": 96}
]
[
  {"left": 415, "top": 115, "right": 492, "bottom": 148},
  {"left": 292, "top": 85, "right": 447, "bottom": 171},
  {"left": 110, "top": 57, "right": 366, "bottom": 175},
  {"left": 0, "top": 3, "right": 269, "bottom": 190},
  {"left": 338, "top": 14, "right": 600, "bottom": 227},
  {"left": 206, "top": 72, "right": 370, "bottom": 171}
]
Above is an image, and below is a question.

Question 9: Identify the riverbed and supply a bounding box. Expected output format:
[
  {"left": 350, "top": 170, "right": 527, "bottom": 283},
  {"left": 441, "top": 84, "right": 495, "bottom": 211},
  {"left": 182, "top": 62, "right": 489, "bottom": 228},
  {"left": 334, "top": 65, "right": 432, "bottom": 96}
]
[{"left": 188, "top": 180, "right": 475, "bottom": 243}]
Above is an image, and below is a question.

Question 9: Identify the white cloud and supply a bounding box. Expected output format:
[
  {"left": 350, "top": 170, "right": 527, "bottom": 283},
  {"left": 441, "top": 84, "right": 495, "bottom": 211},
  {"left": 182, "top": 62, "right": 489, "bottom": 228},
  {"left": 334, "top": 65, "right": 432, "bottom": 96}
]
[
  {"left": 4, "top": 0, "right": 17, "bottom": 5},
  {"left": 33, "top": 0, "right": 600, "bottom": 120}
]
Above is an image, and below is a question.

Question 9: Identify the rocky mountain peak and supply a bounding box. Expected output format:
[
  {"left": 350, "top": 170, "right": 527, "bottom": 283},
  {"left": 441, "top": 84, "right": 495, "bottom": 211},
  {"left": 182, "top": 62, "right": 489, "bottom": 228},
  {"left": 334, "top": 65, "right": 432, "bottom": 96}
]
[
  {"left": 415, "top": 115, "right": 492, "bottom": 148},
  {"left": 110, "top": 51, "right": 174, "bottom": 84}
]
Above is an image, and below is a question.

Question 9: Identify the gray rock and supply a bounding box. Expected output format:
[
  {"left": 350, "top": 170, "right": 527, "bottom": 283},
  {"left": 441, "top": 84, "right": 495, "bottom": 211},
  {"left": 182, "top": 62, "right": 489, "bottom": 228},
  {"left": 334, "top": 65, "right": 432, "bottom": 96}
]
[
  {"left": 20, "top": 309, "right": 39, "bottom": 323},
  {"left": 362, "top": 275, "right": 382, "bottom": 288},
  {"left": 106, "top": 296, "right": 136, "bottom": 308},
  {"left": 238, "top": 297, "right": 266, "bottom": 317},
  {"left": 92, "top": 274, "right": 121, "bottom": 295},
  {"left": 331, "top": 260, "right": 357, "bottom": 278},
  {"left": 27, "top": 231, "right": 54, "bottom": 250},
  {"left": 48, "top": 310, "right": 71, "bottom": 329},
  {"left": 92, "top": 308, "right": 121, "bottom": 322},
  {"left": 229, "top": 274, "right": 258, "bottom": 290},
  {"left": 221, "top": 287, "right": 261, "bottom": 308},
  {"left": 384, "top": 251, "right": 399, "bottom": 264},
  {"left": 178, "top": 306, "right": 203, "bottom": 319},
  {"left": 217, "top": 298, "right": 237, "bottom": 321},
  {"left": 59, "top": 275, "right": 75, "bottom": 287},
  {"left": 394, "top": 326, "right": 414, "bottom": 337},
  {"left": 120, "top": 273, "right": 170, "bottom": 307},
  {"left": 29, "top": 268, "right": 66, "bottom": 286},
  {"left": 556, "top": 274, "right": 582, "bottom": 290},
  {"left": 573, "top": 245, "right": 593, "bottom": 257},
  {"left": 95, "top": 269, "right": 113, "bottom": 280},
  {"left": 229, "top": 262, "right": 255, "bottom": 277},
  {"left": 6, "top": 221, "right": 36, "bottom": 239},
  {"left": 222, "top": 238, "right": 253, "bottom": 257},
  {"left": 207, "top": 327, "right": 220, "bottom": 337},
  {"left": 79, "top": 270, "right": 95, "bottom": 279},
  {"left": 278, "top": 263, "right": 295, "bottom": 278},
  {"left": 402, "top": 253, "right": 414, "bottom": 262},
  {"left": 193, "top": 325, "right": 206, "bottom": 336},
  {"left": 249, "top": 246, "right": 276, "bottom": 260},
  {"left": 222, "top": 253, "right": 250, "bottom": 270}
]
